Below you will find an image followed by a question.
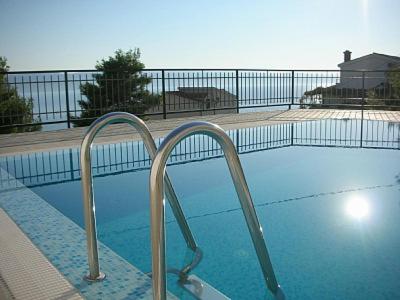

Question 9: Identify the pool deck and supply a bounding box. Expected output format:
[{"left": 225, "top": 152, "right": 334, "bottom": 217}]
[{"left": 1, "top": 109, "right": 399, "bottom": 156}]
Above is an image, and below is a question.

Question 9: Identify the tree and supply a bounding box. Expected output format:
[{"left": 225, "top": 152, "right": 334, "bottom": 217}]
[
  {"left": 387, "top": 66, "right": 400, "bottom": 99},
  {"left": 365, "top": 66, "right": 400, "bottom": 109},
  {"left": 0, "top": 57, "right": 41, "bottom": 134},
  {"left": 72, "top": 49, "right": 160, "bottom": 127}
]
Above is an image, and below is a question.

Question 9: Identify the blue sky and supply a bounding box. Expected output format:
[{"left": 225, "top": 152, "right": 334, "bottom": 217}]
[{"left": 0, "top": 0, "right": 399, "bottom": 70}]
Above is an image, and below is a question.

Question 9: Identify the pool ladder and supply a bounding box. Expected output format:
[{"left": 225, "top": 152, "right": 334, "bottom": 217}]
[
  {"left": 80, "top": 112, "right": 200, "bottom": 282},
  {"left": 80, "top": 112, "right": 285, "bottom": 300}
]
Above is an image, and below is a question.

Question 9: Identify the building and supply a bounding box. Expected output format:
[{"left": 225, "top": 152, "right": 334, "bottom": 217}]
[
  {"left": 337, "top": 50, "right": 400, "bottom": 89},
  {"left": 150, "top": 87, "right": 237, "bottom": 119}
]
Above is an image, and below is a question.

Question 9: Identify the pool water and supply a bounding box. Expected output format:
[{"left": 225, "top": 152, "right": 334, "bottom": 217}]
[{"left": 1, "top": 119, "right": 400, "bottom": 299}]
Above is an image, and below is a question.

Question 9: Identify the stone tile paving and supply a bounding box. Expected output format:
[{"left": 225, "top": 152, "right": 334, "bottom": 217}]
[{"left": 0, "top": 109, "right": 399, "bottom": 155}]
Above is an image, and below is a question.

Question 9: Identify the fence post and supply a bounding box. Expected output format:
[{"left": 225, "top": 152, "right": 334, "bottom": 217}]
[
  {"left": 64, "top": 71, "right": 71, "bottom": 128},
  {"left": 236, "top": 69, "right": 239, "bottom": 114},
  {"left": 360, "top": 71, "right": 365, "bottom": 147},
  {"left": 161, "top": 70, "right": 167, "bottom": 120},
  {"left": 290, "top": 70, "right": 295, "bottom": 110}
]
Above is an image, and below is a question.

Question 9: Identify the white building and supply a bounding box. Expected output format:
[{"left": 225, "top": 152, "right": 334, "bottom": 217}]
[{"left": 337, "top": 50, "right": 400, "bottom": 89}]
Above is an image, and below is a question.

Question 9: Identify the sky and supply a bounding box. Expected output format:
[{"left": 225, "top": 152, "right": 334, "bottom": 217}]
[{"left": 0, "top": 0, "right": 399, "bottom": 71}]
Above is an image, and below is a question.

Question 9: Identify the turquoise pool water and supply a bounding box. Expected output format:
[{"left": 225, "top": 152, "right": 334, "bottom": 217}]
[{"left": 1, "top": 119, "right": 399, "bottom": 299}]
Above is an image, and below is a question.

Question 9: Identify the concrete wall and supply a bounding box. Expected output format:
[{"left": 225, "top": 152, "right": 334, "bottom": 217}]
[
  {"left": 146, "top": 90, "right": 237, "bottom": 120},
  {"left": 147, "top": 108, "right": 237, "bottom": 120}
]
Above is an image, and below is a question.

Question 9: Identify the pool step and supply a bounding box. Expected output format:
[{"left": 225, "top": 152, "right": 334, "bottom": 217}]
[{"left": 181, "top": 274, "right": 230, "bottom": 300}]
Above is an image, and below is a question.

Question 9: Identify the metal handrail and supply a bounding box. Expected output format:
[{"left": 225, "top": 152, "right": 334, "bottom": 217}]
[
  {"left": 149, "top": 121, "right": 285, "bottom": 300},
  {"left": 80, "top": 112, "right": 198, "bottom": 281}
]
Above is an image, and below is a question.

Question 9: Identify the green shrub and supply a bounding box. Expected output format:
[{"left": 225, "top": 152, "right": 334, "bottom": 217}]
[
  {"left": 71, "top": 49, "right": 160, "bottom": 127},
  {"left": 0, "top": 57, "right": 41, "bottom": 133}
]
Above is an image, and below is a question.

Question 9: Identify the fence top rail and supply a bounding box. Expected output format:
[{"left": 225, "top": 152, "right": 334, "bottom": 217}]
[{"left": 1, "top": 68, "right": 399, "bottom": 75}]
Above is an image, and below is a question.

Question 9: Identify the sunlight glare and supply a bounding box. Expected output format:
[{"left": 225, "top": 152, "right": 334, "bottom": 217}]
[
  {"left": 346, "top": 196, "right": 370, "bottom": 219},
  {"left": 361, "top": 0, "right": 369, "bottom": 24}
]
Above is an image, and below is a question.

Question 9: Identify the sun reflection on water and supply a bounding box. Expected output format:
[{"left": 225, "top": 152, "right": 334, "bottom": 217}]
[{"left": 346, "top": 196, "right": 370, "bottom": 220}]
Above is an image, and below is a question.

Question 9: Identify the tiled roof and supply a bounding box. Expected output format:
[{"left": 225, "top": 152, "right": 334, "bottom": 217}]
[{"left": 338, "top": 52, "right": 400, "bottom": 67}]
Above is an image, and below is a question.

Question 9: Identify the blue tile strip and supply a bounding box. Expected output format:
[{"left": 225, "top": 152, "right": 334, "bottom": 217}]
[{"left": 0, "top": 168, "right": 176, "bottom": 300}]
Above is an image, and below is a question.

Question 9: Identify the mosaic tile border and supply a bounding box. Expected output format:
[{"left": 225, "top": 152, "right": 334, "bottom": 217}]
[
  {"left": 0, "top": 208, "right": 83, "bottom": 300},
  {"left": 0, "top": 168, "right": 176, "bottom": 300}
]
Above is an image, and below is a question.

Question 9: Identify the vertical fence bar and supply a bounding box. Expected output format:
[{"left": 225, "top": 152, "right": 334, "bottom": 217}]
[
  {"left": 69, "top": 148, "right": 75, "bottom": 180},
  {"left": 290, "top": 70, "right": 295, "bottom": 109},
  {"left": 236, "top": 128, "right": 240, "bottom": 151},
  {"left": 290, "top": 122, "right": 294, "bottom": 145},
  {"left": 64, "top": 71, "right": 71, "bottom": 128},
  {"left": 161, "top": 70, "right": 167, "bottom": 119},
  {"left": 236, "top": 69, "right": 239, "bottom": 114},
  {"left": 360, "top": 71, "right": 365, "bottom": 147}
]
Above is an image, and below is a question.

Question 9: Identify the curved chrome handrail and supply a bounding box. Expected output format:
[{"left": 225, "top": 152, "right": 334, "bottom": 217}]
[
  {"left": 149, "top": 121, "right": 284, "bottom": 300},
  {"left": 80, "top": 112, "right": 198, "bottom": 281}
]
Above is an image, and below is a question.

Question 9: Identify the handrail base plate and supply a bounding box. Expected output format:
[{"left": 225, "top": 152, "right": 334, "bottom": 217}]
[
  {"left": 84, "top": 272, "right": 106, "bottom": 282},
  {"left": 181, "top": 274, "right": 230, "bottom": 300}
]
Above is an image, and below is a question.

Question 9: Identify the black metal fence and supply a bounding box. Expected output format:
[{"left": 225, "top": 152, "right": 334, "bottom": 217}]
[
  {"left": 1, "top": 69, "right": 399, "bottom": 131},
  {"left": 1, "top": 118, "right": 398, "bottom": 190}
]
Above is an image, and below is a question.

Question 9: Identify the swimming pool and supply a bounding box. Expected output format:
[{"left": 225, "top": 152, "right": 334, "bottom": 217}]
[{"left": 1, "top": 119, "right": 400, "bottom": 299}]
